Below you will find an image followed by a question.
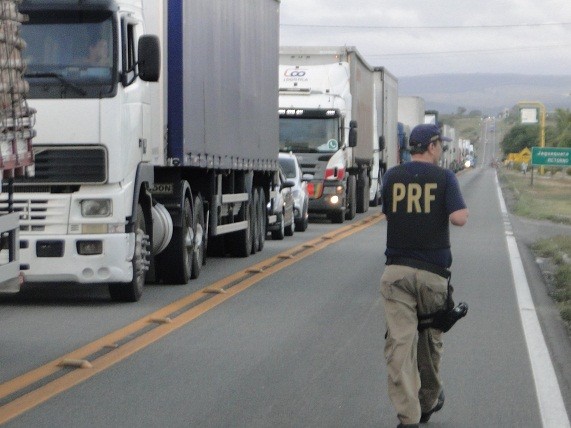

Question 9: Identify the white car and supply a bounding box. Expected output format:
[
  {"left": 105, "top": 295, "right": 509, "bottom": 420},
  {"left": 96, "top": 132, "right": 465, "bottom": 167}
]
[{"left": 278, "top": 152, "right": 309, "bottom": 232}]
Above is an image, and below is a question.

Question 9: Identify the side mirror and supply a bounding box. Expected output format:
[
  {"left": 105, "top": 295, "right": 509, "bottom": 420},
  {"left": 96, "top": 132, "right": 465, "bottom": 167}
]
[
  {"left": 348, "top": 120, "right": 357, "bottom": 148},
  {"left": 138, "top": 35, "right": 160, "bottom": 82},
  {"left": 378, "top": 136, "right": 385, "bottom": 151},
  {"left": 281, "top": 180, "right": 295, "bottom": 190}
]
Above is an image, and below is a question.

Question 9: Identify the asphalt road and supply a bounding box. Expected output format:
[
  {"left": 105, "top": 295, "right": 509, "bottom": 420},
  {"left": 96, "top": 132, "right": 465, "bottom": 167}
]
[{"left": 0, "top": 166, "right": 569, "bottom": 427}]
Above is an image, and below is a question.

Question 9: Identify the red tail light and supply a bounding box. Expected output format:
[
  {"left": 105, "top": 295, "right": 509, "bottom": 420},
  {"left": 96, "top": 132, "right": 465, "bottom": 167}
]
[{"left": 306, "top": 182, "right": 323, "bottom": 198}]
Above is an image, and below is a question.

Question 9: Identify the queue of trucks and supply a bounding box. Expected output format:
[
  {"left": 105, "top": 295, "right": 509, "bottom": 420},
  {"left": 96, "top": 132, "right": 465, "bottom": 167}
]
[{"left": 0, "top": 0, "right": 449, "bottom": 302}]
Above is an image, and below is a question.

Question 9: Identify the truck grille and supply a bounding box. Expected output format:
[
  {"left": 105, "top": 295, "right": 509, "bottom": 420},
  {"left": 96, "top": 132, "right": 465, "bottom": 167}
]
[
  {"left": 0, "top": 194, "right": 70, "bottom": 233},
  {"left": 16, "top": 146, "right": 107, "bottom": 185}
]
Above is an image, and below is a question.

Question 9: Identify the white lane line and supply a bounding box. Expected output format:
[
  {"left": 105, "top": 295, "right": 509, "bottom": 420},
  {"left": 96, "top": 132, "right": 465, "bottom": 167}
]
[{"left": 495, "top": 173, "right": 570, "bottom": 428}]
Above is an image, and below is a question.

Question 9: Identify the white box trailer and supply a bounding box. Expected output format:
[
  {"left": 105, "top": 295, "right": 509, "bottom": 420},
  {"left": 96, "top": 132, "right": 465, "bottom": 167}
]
[
  {"left": 374, "top": 67, "right": 399, "bottom": 180},
  {"left": 397, "top": 96, "right": 426, "bottom": 163}
]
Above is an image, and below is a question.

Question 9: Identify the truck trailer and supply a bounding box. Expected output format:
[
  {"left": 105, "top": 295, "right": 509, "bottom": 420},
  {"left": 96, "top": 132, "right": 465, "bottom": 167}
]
[
  {"left": 3, "top": 0, "right": 280, "bottom": 301},
  {"left": 397, "top": 96, "right": 426, "bottom": 164},
  {"left": 373, "top": 67, "right": 398, "bottom": 201},
  {"left": 279, "top": 47, "right": 396, "bottom": 223}
]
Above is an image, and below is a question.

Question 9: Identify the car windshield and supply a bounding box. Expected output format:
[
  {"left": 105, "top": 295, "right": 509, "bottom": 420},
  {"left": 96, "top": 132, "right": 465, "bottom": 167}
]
[
  {"left": 279, "top": 117, "right": 340, "bottom": 153},
  {"left": 279, "top": 157, "right": 297, "bottom": 179},
  {"left": 21, "top": 10, "right": 116, "bottom": 99}
]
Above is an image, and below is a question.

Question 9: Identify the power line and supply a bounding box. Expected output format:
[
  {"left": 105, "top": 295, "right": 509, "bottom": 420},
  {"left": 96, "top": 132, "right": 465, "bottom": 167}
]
[
  {"left": 365, "top": 44, "right": 571, "bottom": 58},
  {"left": 281, "top": 22, "right": 571, "bottom": 30}
]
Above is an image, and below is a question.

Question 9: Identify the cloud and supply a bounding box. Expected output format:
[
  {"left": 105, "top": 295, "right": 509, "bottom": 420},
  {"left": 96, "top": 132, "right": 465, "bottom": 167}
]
[{"left": 279, "top": 0, "right": 571, "bottom": 77}]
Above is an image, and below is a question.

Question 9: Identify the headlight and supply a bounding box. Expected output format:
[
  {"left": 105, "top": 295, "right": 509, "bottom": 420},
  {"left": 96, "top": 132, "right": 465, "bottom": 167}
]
[{"left": 81, "top": 199, "right": 112, "bottom": 217}]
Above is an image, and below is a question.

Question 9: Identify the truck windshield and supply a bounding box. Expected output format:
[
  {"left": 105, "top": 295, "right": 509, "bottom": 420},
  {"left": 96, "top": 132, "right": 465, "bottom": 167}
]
[
  {"left": 279, "top": 118, "right": 340, "bottom": 153},
  {"left": 21, "top": 10, "right": 116, "bottom": 99}
]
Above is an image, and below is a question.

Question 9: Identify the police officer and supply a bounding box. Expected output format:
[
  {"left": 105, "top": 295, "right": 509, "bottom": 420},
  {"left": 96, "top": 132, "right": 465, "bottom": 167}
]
[{"left": 380, "top": 124, "right": 469, "bottom": 427}]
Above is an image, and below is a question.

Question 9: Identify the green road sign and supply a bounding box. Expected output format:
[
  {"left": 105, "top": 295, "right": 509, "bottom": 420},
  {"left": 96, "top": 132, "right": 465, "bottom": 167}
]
[{"left": 531, "top": 147, "right": 571, "bottom": 167}]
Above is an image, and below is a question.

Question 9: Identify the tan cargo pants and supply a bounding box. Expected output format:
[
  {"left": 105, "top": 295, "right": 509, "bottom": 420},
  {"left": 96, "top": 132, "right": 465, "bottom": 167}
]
[{"left": 380, "top": 264, "right": 449, "bottom": 425}]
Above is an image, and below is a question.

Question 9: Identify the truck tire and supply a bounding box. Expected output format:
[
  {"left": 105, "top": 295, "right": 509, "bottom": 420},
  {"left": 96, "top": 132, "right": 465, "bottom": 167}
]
[
  {"left": 191, "top": 194, "right": 205, "bottom": 279},
  {"left": 370, "top": 173, "right": 382, "bottom": 207},
  {"left": 228, "top": 200, "right": 251, "bottom": 257},
  {"left": 345, "top": 175, "right": 357, "bottom": 220},
  {"left": 109, "top": 204, "right": 149, "bottom": 302},
  {"left": 257, "top": 187, "right": 266, "bottom": 251},
  {"left": 356, "top": 172, "right": 369, "bottom": 214},
  {"left": 250, "top": 189, "right": 259, "bottom": 254},
  {"left": 156, "top": 197, "right": 193, "bottom": 284},
  {"left": 271, "top": 212, "right": 285, "bottom": 240}
]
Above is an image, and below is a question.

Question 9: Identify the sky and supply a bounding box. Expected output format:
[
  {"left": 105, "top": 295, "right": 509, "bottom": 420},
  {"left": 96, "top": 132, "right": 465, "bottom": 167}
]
[{"left": 279, "top": 0, "right": 571, "bottom": 78}]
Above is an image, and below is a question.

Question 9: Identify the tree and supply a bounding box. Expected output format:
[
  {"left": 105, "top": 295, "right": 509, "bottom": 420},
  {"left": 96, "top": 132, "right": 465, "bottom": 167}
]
[
  {"left": 554, "top": 108, "right": 571, "bottom": 148},
  {"left": 500, "top": 124, "right": 539, "bottom": 154}
]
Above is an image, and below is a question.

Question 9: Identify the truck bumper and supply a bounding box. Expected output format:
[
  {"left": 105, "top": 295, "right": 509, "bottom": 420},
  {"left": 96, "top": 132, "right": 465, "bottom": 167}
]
[{"left": 19, "top": 233, "right": 134, "bottom": 284}]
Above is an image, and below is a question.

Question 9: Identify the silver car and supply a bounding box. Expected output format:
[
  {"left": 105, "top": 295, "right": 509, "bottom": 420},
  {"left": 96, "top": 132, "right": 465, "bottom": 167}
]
[{"left": 279, "top": 152, "right": 309, "bottom": 232}]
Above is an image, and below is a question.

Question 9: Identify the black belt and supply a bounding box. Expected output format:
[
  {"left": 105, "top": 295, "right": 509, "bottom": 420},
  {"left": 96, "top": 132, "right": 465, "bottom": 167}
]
[{"left": 386, "top": 256, "right": 451, "bottom": 279}]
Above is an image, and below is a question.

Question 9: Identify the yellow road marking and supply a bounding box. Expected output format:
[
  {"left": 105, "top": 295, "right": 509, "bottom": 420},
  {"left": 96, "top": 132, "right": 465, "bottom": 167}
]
[{"left": 0, "top": 213, "right": 383, "bottom": 424}]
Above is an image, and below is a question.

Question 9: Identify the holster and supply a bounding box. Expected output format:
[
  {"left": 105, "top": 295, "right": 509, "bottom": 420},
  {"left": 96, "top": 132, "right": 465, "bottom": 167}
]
[{"left": 417, "top": 276, "right": 469, "bottom": 333}]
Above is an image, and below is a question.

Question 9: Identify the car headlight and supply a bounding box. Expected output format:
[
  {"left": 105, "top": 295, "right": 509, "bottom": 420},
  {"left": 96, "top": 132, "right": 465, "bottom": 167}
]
[{"left": 81, "top": 199, "right": 112, "bottom": 217}]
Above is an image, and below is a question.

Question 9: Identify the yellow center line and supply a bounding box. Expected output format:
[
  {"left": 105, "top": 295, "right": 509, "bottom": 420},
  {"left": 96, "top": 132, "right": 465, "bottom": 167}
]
[{"left": 0, "top": 213, "right": 384, "bottom": 424}]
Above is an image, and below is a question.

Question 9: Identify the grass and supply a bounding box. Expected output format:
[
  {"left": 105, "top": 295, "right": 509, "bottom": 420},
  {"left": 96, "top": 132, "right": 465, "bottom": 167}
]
[{"left": 498, "top": 167, "right": 571, "bottom": 325}]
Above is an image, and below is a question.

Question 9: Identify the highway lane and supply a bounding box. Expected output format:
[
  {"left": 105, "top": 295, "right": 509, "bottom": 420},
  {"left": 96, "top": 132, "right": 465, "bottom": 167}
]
[{"left": 0, "top": 167, "right": 569, "bottom": 427}]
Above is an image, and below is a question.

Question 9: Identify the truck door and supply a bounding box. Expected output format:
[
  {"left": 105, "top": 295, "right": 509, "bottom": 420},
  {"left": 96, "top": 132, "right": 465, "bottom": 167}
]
[{"left": 121, "top": 16, "right": 152, "bottom": 164}]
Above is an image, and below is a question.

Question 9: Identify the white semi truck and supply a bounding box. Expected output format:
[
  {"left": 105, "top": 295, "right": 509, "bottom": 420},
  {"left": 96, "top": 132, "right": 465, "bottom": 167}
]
[
  {"left": 4, "top": 0, "right": 280, "bottom": 301},
  {"left": 0, "top": 0, "right": 35, "bottom": 294},
  {"left": 278, "top": 47, "right": 398, "bottom": 222}
]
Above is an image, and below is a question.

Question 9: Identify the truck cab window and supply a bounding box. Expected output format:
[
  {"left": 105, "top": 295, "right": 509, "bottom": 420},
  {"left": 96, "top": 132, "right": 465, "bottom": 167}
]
[
  {"left": 121, "top": 21, "right": 137, "bottom": 86},
  {"left": 21, "top": 10, "right": 117, "bottom": 99},
  {"left": 279, "top": 117, "right": 340, "bottom": 153}
]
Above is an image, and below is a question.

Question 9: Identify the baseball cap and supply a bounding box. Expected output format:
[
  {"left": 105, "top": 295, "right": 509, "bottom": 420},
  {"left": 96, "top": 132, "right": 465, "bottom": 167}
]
[{"left": 409, "top": 124, "right": 452, "bottom": 148}]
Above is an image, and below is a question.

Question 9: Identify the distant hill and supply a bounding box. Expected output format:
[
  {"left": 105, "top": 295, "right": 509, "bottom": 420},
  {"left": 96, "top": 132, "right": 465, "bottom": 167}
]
[{"left": 398, "top": 74, "right": 571, "bottom": 115}]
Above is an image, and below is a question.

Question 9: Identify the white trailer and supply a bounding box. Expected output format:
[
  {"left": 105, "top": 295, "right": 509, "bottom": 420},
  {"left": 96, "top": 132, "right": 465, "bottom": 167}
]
[
  {"left": 397, "top": 96, "right": 425, "bottom": 163},
  {"left": 373, "top": 67, "right": 399, "bottom": 191}
]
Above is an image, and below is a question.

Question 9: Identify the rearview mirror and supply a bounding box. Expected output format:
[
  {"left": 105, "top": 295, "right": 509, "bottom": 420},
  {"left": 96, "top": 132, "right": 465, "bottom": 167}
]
[
  {"left": 349, "top": 120, "right": 357, "bottom": 148},
  {"left": 138, "top": 35, "right": 160, "bottom": 82}
]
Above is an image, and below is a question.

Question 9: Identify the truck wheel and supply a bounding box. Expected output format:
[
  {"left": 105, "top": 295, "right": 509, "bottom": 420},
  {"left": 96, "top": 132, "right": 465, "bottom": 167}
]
[
  {"left": 191, "top": 195, "right": 205, "bottom": 279},
  {"left": 356, "top": 173, "right": 369, "bottom": 214},
  {"left": 370, "top": 173, "right": 382, "bottom": 207},
  {"left": 271, "top": 212, "right": 285, "bottom": 240},
  {"left": 250, "top": 189, "right": 259, "bottom": 254},
  {"left": 229, "top": 200, "right": 251, "bottom": 257},
  {"left": 109, "top": 204, "right": 149, "bottom": 302},
  {"left": 345, "top": 175, "right": 357, "bottom": 220},
  {"left": 257, "top": 187, "right": 266, "bottom": 251},
  {"left": 156, "top": 197, "right": 193, "bottom": 284}
]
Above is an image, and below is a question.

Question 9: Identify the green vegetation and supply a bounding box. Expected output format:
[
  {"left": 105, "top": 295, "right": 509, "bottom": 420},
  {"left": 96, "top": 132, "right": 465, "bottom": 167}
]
[
  {"left": 499, "top": 168, "right": 571, "bottom": 326},
  {"left": 532, "top": 236, "right": 571, "bottom": 324}
]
